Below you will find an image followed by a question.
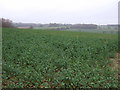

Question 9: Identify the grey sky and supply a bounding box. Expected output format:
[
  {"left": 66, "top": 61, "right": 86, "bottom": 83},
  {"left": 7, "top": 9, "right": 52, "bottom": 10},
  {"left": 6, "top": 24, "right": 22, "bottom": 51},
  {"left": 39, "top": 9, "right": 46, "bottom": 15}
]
[{"left": 0, "top": 0, "right": 119, "bottom": 25}]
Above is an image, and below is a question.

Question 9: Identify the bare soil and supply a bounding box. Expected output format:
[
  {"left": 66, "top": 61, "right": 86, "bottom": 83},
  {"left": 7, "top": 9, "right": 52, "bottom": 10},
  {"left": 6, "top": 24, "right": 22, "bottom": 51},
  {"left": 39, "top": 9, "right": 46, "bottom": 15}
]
[{"left": 109, "top": 53, "right": 120, "bottom": 77}]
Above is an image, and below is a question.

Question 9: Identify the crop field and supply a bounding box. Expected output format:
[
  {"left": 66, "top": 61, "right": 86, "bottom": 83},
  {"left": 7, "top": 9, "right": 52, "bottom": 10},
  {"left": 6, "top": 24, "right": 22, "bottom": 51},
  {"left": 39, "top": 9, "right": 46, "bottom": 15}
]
[{"left": 2, "top": 28, "right": 119, "bottom": 88}]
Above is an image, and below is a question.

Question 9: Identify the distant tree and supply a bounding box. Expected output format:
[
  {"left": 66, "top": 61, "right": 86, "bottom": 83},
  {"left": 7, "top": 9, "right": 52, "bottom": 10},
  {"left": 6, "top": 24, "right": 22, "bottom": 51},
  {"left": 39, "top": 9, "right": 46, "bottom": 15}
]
[
  {"left": 1, "top": 18, "right": 14, "bottom": 28},
  {"left": 0, "top": 18, "right": 2, "bottom": 27},
  {"left": 70, "top": 24, "right": 97, "bottom": 29},
  {"left": 30, "top": 25, "right": 33, "bottom": 29},
  {"left": 49, "top": 23, "right": 60, "bottom": 27},
  {"left": 39, "top": 24, "right": 43, "bottom": 27}
]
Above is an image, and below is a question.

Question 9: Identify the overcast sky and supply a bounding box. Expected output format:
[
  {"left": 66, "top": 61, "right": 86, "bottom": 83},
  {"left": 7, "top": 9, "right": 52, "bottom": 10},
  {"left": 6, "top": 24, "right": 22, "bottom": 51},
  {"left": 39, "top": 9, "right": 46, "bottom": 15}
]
[{"left": 0, "top": 0, "right": 119, "bottom": 25}]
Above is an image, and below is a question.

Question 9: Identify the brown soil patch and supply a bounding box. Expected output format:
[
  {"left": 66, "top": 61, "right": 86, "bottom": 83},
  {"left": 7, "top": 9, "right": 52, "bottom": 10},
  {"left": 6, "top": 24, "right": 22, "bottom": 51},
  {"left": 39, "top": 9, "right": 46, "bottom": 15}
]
[{"left": 109, "top": 53, "right": 120, "bottom": 77}]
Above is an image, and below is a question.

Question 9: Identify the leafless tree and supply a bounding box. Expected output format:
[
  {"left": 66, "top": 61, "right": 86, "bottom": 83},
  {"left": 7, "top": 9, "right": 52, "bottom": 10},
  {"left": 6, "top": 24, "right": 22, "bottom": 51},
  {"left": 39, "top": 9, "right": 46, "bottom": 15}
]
[{"left": 1, "top": 18, "right": 14, "bottom": 28}]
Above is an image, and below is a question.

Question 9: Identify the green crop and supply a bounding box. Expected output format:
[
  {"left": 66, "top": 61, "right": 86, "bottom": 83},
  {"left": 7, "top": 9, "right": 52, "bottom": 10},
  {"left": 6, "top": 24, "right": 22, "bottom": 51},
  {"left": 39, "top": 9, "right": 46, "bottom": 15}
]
[{"left": 2, "top": 28, "right": 119, "bottom": 88}]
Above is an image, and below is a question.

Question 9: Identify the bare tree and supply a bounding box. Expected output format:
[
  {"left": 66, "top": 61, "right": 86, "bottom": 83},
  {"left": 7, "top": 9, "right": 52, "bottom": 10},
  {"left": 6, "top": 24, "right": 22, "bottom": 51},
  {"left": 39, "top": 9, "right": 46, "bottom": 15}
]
[{"left": 1, "top": 18, "right": 14, "bottom": 28}]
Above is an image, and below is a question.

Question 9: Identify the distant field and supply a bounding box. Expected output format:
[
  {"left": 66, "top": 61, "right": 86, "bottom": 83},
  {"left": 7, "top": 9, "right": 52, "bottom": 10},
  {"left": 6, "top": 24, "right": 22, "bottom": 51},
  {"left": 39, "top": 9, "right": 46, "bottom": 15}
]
[
  {"left": 66, "top": 29, "right": 118, "bottom": 34},
  {"left": 34, "top": 27, "right": 118, "bottom": 34},
  {"left": 2, "top": 28, "right": 119, "bottom": 88}
]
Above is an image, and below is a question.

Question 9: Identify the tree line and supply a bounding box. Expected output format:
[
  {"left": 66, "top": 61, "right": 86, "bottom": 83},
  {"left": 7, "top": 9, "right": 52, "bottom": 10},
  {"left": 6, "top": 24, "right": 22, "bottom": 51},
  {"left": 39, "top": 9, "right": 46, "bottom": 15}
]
[{"left": 0, "top": 18, "right": 14, "bottom": 28}]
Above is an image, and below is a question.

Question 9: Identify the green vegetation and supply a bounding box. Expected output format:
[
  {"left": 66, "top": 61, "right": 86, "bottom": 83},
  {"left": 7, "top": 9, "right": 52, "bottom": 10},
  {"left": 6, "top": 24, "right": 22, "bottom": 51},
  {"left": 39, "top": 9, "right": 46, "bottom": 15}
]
[{"left": 2, "top": 28, "right": 119, "bottom": 88}]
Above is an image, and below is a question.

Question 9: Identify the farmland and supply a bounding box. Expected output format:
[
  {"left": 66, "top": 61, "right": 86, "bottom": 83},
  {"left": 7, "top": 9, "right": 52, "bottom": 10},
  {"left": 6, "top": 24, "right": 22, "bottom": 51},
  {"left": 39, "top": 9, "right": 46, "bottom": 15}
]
[{"left": 2, "top": 28, "right": 119, "bottom": 88}]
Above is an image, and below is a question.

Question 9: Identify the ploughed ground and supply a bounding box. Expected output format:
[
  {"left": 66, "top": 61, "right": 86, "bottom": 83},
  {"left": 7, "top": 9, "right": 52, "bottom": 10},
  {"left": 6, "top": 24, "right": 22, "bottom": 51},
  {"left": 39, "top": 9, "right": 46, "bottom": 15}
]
[{"left": 109, "top": 53, "right": 120, "bottom": 78}]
